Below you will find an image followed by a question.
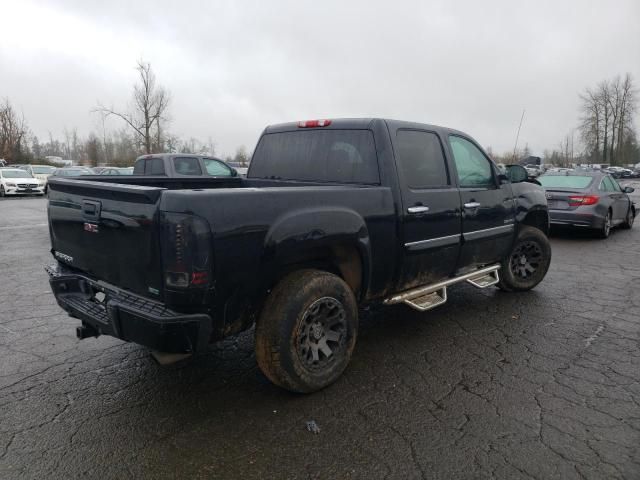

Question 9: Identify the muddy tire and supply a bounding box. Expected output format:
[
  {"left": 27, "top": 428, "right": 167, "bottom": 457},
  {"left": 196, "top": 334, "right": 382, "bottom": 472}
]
[
  {"left": 255, "top": 269, "right": 358, "bottom": 393},
  {"left": 498, "top": 226, "right": 551, "bottom": 292}
]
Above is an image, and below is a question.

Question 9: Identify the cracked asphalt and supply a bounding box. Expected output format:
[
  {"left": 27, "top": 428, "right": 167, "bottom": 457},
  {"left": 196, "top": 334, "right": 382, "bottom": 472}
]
[{"left": 1, "top": 193, "right": 639, "bottom": 479}]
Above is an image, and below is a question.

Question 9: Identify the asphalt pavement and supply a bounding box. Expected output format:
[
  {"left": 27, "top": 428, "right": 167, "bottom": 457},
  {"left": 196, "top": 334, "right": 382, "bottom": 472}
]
[{"left": 1, "top": 195, "right": 639, "bottom": 479}]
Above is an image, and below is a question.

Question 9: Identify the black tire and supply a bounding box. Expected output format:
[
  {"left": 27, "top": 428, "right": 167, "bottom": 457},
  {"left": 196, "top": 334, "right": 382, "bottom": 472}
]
[
  {"left": 0, "top": 185, "right": 4, "bottom": 197},
  {"left": 255, "top": 269, "right": 358, "bottom": 393},
  {"left": 498, "top": 226, "right": 552, "bottom": 292},
  {"left": 598, "top": 210, "right": 612, "bottom": 238},
  {"left": 622, "top": 207, "right": 635, "bottom": 229}
]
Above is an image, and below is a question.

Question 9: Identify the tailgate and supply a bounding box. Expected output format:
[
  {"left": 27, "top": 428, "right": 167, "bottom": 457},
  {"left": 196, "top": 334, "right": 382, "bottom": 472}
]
[{"left": 47, "top": 178, "right": 165, "bottom": 299}]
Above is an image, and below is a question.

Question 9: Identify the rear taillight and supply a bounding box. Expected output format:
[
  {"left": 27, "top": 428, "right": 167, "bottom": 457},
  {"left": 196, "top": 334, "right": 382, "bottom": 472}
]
[
  {"left": 298, "top": 119, "right": 332, "bottom": 128},
  {"left": 568, "top": 195, "right": 599, "bottom": 206},
  {"left": 161, "top": 213, "right": 212, "bottom": 289}
]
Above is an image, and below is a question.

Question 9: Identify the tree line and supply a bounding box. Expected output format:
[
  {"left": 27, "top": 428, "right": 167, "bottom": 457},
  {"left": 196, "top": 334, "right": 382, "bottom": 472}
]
[
  {"left": 489, "top": 74, "right": 639, "bottom": 168},
  {"left": 1, "top": 60, "right": 250, "bottom": 167},
  {"left": 3, "top": 64, "right": 637, "bottom": 168}
]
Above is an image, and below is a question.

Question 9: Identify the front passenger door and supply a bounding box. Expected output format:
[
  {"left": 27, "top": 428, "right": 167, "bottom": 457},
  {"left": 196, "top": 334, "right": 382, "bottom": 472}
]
[{"left": 448, "top": 135, "right": 516, "bottom": 270}]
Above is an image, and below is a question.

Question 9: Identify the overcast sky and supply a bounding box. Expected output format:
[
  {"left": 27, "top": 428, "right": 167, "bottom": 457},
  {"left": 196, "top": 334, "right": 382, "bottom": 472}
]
[{"left": 2, "top": 0, "right": 639, "bottom": 157}]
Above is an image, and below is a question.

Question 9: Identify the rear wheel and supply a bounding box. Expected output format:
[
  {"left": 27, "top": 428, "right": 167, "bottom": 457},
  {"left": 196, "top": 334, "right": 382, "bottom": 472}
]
[
  {"left": 598, "top": 211, "right": 612, "bottom": 238},
  {"left": 498, "top": 226, "right": 551, "bottom": 292},
  {"left": 255, "top": 269, "right": 358, "bottom": 393},
  {"left": 622, "top": 207, "right": 635, "bottom": 229}
]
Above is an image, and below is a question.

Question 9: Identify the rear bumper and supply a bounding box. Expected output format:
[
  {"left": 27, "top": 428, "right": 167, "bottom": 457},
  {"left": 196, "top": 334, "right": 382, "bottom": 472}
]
[
  {"left": 46, "top": 263, "right": 212, "bottom": 353},
  {"left": 549, "top": 210, "right": 604, "bottom": 229}
]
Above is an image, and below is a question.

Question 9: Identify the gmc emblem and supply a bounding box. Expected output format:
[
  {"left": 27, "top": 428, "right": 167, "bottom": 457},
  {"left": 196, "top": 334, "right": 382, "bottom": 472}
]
[{"left": 84, "top": 222, "right": 99, "bottom": 233}]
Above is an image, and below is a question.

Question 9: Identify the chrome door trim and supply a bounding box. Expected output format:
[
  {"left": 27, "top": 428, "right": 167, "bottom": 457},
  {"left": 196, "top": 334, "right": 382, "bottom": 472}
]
[
  {"left": 405, "top": 233, "right": 461, "bottom": 251},
  {"left": 464, "top": 224, "right": 514, "bottom": 241}
]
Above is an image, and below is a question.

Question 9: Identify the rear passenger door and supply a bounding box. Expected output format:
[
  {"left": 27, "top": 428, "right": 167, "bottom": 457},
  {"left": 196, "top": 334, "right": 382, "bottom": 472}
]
[
  {"left": 395, "top": 129, "right": 462, "bottom": 290},
  {"left": 447, "top": 135, "right": 516, "bottom": 270}
]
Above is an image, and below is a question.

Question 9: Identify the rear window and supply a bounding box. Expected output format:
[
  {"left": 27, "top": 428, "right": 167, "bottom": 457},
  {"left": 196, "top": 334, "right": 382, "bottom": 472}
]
[
  {"left": 249, "top": 130, "right": 380, "bottom": 184},
  {"left": 538, "top": 175, "right": 593, "bottom": 189}
]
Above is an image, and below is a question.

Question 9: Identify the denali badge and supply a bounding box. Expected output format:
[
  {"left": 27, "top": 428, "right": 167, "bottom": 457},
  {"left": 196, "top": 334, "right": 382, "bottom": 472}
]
[
  {"left": 54, "top": 251, "right": 74, "bottom": 263},
  {"left": 84, "top": 223, "right": 99, "bottom": 233}
]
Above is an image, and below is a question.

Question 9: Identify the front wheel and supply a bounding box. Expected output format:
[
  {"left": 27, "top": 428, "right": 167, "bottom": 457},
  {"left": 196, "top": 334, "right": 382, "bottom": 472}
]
[
  {"left": 255, "top": 269, "right": 358, "bottom": 393},
  {"left": 498, "top": 226, "right": 552, "bottom": 292},
  {"left": 0, "top": 185, "right": 5, "bottom": 198}
]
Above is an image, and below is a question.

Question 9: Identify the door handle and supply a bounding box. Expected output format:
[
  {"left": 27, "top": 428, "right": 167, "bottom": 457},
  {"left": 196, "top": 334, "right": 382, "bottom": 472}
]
[
  {"left": 464, "top": 202, "right": 481, "bottom": 209},
  {"left": 407, "top": 206, "right": 430, "bottom": 214}
]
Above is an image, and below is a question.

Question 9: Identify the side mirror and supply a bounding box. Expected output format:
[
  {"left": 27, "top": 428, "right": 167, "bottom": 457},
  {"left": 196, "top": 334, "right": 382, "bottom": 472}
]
[
  {"left": 230, "top": 168, "right": 238, "bottom": 177},
  {"left": 624, "top": 186, "right": 635, "bottom": 193},
  {"left": 505, "top": 165, "right": 528, "bottom": 183}
]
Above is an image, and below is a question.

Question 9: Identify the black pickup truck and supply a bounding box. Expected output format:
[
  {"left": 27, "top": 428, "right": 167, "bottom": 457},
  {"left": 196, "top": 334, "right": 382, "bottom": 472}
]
[{"left": 46, "top": 118, "right": 551, "bottom": 393}]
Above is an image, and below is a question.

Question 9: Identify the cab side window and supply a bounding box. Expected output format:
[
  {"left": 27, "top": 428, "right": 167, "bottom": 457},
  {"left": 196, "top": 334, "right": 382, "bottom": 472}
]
[
  {"left": 449, "top": 136, "right": 495, "bottom": 188},
  {"left": 395, "top": 130, "right": 449, "bottom": 188},
  {"left": 173, "top": 157, "right": 202, "bottom": 175},
  {"left": 203, "top": 158, "right": 233, "bottom": 176},
  {"left": 603, "top": 176, "right": 618, "bottom": 192}
]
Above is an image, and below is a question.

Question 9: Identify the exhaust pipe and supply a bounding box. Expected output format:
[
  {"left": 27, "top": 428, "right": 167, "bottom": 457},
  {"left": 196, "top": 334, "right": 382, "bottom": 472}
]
[{"left": 76, "top": 323, "right": 99, "bottom": 340}]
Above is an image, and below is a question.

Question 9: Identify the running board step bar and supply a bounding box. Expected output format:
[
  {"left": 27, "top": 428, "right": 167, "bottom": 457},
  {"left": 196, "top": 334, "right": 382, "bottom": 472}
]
[{"left": 384, "top": 264, "right": 501, "bottom": 312}]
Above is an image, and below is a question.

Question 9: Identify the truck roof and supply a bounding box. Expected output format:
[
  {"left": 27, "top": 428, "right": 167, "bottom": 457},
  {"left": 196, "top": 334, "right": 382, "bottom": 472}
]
[{"left": 264, "top": 118, "right": 468, "bottom": 138}]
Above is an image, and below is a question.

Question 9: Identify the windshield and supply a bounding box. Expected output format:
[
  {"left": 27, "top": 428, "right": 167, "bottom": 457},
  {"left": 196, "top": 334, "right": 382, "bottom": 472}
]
[
  {"left": 32, "top": 166, "right": 56, "bottom": 174},
  {"left": 2, "top": 170, "right": 33, "bottom": 178},
  {"left": 539, "top": 175, "right": 593, "bottom": 189}
]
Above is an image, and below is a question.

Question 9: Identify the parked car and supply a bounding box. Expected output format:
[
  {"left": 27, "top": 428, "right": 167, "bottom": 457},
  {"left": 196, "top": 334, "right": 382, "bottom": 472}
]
[
  {"left": 0, "top": 168, "right": 45, "bottom": 196},
  {"left": 51, "top": 167, "right": 95, "bottom": 177},
  {"left": 15, "top": 165, "right": 57, "bottom": 192},
  {"left": 46, "top": 118, "right": 552, "bottom": 393},
  {"left": 524, "top": 164, "right": 542, "bottom": 177},
  {"left": 99, "top": 167, "right": 134, "bottom": 175},
  {"left": 132, "top": 154, "right": 237, "bottom": 177},
  {"left": 539, "top": 171, "right": 635, "bottom": 238},
  {"left": 227, "top": 161, "right": 249, "bottom": 176}
]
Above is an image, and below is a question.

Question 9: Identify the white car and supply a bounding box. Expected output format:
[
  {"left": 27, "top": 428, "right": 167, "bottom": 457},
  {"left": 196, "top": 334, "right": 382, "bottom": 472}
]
[
  {"left": 18, "top": 165, "right": 57, "bottom": 192},
  {"left": 0, "top": 168, "right": 46, "bottom": 197}
]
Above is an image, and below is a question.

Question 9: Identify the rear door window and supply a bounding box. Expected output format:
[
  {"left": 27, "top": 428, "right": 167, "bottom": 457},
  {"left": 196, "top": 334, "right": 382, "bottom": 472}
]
[
  {"left": 395, "top": 130, "right": 449, "bottom": 188},
  {"left": 133, "top": 158, "right": 166, "bottom": 175},
  {"left": 133, "top": 159, "right": 145, "bottom": 175},
  {"left": 173, "top": 157, "right": 202, "bottom": 175},
  {"left": 148, "top": 159, "right": 165, "bottom": 175},
  {"left": 250, "top": 130, "right": 380, "bottom": 184}
]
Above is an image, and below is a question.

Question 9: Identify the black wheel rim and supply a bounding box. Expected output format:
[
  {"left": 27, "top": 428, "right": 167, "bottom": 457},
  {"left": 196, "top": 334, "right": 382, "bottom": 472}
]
[
  {"left": 297, "top": 297, "right": 347, "bottom": 371},
  {"left": 509, "top": 241, "right": 543, "bottom": 279},
  {"left": 628, "top": 211, "right": 634, "bottom": 226}
]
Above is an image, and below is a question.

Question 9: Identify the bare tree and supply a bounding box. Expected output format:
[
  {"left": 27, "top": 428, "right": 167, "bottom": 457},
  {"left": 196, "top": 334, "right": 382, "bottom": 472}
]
[
  {"left": 578, "top": 74, "right": 637, "bottom": 165},
  {"left": 94, "top": 60, "right": 170, "bottom": 154},
  {"left": 0, "top": 98, "right": 30, "bottom": 162}
]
